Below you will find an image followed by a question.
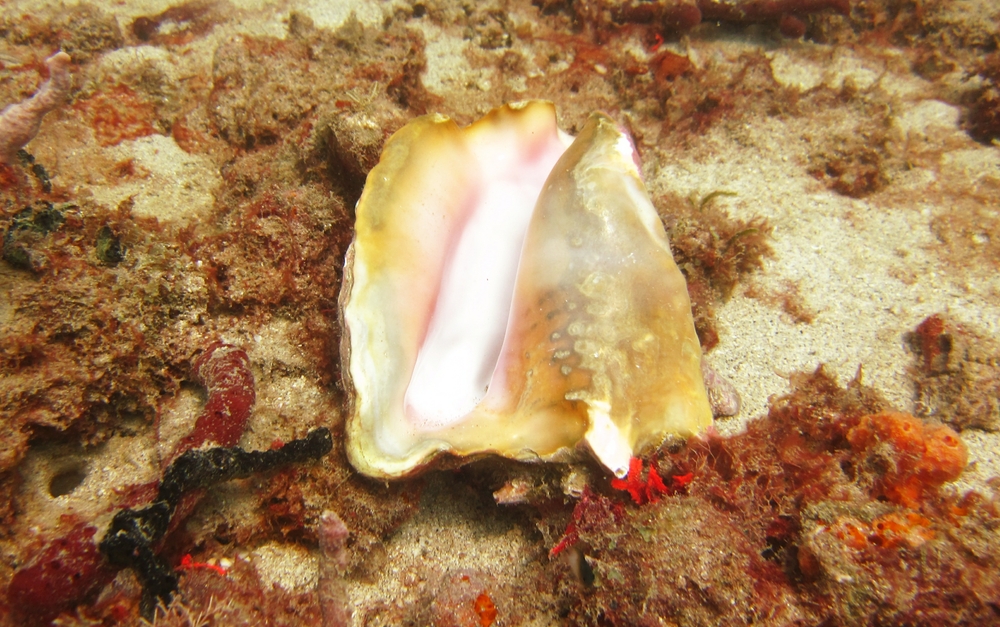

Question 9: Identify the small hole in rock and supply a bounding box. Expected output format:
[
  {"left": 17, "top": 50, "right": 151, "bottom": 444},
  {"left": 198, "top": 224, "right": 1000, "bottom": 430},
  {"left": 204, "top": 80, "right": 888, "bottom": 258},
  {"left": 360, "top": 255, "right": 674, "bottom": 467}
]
[{"left": 49, "top": 467, "right": 87, "bottom": 497}]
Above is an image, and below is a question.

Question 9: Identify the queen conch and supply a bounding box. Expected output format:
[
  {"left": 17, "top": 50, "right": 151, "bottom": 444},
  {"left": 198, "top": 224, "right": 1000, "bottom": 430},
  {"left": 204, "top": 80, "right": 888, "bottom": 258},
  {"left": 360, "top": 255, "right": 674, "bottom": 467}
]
[{"left": 340, "top": 100, "right": 713, "bottom": 479}]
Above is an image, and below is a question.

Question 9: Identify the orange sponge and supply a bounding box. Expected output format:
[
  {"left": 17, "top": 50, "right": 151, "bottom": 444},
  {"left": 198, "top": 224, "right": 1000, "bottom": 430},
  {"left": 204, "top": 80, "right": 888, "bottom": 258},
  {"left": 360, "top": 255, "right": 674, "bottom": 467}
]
[{"left": 846, "top": 411, "right": 967, "bottom": 508}]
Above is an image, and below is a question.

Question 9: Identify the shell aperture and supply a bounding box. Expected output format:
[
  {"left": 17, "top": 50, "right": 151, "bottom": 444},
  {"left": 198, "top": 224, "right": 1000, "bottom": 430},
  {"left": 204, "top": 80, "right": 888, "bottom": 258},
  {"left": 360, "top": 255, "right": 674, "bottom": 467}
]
[{"left": 341, "top": 101, "right": 712, "bottom": 478}]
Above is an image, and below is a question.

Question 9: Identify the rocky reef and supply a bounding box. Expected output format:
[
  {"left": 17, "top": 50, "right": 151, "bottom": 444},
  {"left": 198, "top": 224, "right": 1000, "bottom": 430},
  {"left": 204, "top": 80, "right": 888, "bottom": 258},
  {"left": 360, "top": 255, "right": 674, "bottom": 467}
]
[{"left": 0, "top": 0, "right": 998, "bottom": 624}]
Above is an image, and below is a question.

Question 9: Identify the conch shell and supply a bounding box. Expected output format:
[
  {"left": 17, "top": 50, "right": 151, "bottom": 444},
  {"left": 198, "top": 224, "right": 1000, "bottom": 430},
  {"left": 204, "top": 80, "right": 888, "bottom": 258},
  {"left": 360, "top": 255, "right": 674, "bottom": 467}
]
[{"left": 341, "top": 101, "right": 712, "bottom": 479}]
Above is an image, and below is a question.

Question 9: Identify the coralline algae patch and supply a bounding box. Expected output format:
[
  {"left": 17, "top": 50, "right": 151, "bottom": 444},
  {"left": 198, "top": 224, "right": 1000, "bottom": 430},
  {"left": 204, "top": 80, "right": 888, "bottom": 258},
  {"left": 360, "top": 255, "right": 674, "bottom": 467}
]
[
  {"left": 0, "top": 0, "right": 999, "bottom": 625},
  {"left": 540, "top": 369, "right": 997, "bottom": 626}
]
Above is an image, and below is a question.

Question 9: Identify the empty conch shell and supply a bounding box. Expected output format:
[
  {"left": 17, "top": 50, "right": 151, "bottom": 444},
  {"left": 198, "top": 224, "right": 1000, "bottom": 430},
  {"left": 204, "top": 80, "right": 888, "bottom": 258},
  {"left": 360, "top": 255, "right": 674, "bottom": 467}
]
[{"left": 340, "top": 101, "right": 712, "bottom": 479}]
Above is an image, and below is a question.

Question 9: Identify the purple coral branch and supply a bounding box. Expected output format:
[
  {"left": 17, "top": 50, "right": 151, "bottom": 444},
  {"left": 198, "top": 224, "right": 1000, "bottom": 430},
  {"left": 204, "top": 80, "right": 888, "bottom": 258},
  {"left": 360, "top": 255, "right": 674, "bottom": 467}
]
[{"left": 0, "top": 51, "right": 72, "bottom": 163}]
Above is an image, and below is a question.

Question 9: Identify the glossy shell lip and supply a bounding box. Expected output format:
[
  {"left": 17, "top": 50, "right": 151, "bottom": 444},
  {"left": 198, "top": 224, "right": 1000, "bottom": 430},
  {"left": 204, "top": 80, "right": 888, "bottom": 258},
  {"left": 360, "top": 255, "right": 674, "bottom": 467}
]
[{"left": 341, "top": 100, "right": 712, "bottom": 479}]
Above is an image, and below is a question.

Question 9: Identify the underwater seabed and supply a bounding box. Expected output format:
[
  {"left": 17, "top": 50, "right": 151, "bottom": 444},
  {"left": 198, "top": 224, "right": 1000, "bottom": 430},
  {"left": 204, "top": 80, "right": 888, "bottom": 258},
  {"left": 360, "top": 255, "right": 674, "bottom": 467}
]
[{"left": 0, "top": 0, "right": 998, "bottom": 624}]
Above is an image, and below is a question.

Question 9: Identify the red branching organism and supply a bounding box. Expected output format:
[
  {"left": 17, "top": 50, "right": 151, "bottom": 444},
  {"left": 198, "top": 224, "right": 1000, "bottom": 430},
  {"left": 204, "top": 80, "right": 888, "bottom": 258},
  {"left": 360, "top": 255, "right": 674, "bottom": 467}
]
[
  {"left": 549, "top": 527, "right": 576, "bottom": 559},
  {"left": 611, "top": 457, "right": 646, "bottom": 505},
  {"left": 672, "top": 472, "right": 694, "bottom": 489},
  {"left": 549, "top": 524, "right": 578, "bottom": 559},
  {"left": 177, "top": 553, "right": 229, "bottom": 576},
  {"left": 550, "top": 487, "right": 626, "bottom": 558},
  {"left": 610, "top": 457, "right": 692, "bottom": 505}
]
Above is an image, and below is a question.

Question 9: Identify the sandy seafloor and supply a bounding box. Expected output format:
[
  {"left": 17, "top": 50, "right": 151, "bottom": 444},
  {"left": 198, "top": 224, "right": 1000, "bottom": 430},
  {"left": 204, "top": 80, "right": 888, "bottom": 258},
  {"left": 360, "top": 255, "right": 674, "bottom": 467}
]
[{"left": 1, "top": 0, "right": 999, "bottom": 624}]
